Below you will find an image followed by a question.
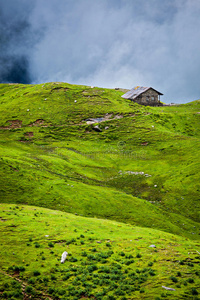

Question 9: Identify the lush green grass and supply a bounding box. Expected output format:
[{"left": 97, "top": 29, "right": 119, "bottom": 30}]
[
  {"left": 0, "top": 82, "right": 200, "bottom": 299},
  {"left": 0, "top": 82, "right": 200, "bottom": 241},
  {"left": 0, "top": 204, "right": 199, "bottom": 300}
]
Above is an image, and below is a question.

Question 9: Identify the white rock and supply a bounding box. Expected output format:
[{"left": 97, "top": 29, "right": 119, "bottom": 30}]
[
  {"left": 61, "top": 251, "right": 68, "bottom": 263},
  {"left": 154, "top": 185, "right": 157, "bottom": 187},
  {"left": 45, "top": 235, "right": 49, "bottom": 237},
  {"left": 74, "top": 100, "right": 77, "bottom": 103},
  {"left": 162, "top": 286, "right": 175, "bottom": 291},
  {"left": 27, "top": 109, "right": 29, "bottom": 112},
  {"left": 149, "top": 245, "right": 156, "bottom": 248}
]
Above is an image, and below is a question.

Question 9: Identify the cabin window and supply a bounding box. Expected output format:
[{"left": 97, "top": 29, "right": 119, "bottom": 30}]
[
  {"left": 146, "top": 96, "right": 150, "bottom": 101},
  {"left": 151, "top": 96, "right": 155, "bottom": 101}
]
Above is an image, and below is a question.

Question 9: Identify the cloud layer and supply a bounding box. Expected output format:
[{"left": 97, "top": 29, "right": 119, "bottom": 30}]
[{"left": 1, "top": 0, "right": 200, "bottom": 103}]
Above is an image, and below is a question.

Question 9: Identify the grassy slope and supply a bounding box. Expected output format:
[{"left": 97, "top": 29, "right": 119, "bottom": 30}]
[
  {"left": 0, "top": 204, "right": 199, "bottom": 300},
  {"left": 0, "top": 82, "right": 200, "bottom": 241}
]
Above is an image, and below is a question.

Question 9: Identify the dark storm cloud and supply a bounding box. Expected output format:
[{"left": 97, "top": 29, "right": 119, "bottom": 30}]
[
  {"left": 0, "top": 0, "right": 35, "bottom": 83},
  {"left": 1, "top": 0, "right": 200, "bottom": 103}
]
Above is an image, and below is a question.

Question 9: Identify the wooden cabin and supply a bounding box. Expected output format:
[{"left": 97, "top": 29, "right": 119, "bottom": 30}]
[{"left": 121, "top": 86, "right": 163, "bottom": 106}]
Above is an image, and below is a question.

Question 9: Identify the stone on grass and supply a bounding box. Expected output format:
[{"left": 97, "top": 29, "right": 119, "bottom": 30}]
[
  {"left": 93, "top": 125, "right": 102, "bottom": 132},
  {"left": 162, "top": 286, "right": 176, "bottom": 291},
  {"left": 149, "top": 245, "right": 156, "bottom": 248},
  {"left": 61, "top": 251, "right": 68, "bottom": 263}
]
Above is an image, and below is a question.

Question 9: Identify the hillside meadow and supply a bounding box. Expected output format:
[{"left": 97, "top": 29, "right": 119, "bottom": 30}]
[{"left": 0, "top": 82, "right": 200, "bottom": 299}]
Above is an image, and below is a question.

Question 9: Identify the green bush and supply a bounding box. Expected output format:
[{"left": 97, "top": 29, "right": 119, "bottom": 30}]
[
  {"left": 25, "top": 286, "right": 33, "bottom": 294},
  {"left": 48, "top": 287, "right": 55, "bottom": 294},
  {"left": 69, "top": 256, "right": 78, "bottom": 262},
  {"left": 63, "top": 273, "right": 71, "bottom": 280},
  {"left": 28, "top": 278, "right": 35, "bottom": 284},
  {"left": 88, "top": 265, "right": 98, "bottom": 273},
  {"left": 51, "top": 274, "right": 57, "bottom": 280},
  {"left": 191, "top": 288, "right": 198, "bottom": 295},
  {"left": 170, "top": 276, "right": 178, "bottom": 283},
  {"left": 48, "top": 242, "right": 54, "bottom": 247},
  {"left": 33, "top": 270, "right": 41, "bottom": 276}
]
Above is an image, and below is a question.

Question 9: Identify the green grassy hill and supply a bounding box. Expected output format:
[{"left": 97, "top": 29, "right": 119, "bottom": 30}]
[
  {"left": 0, "top": 82, "right": 200, "bottom": 238},
  {"left": 0, "top": 82, "right": 200, "bottom": 299},
  {"left": 0, "top": 204, "right": 199, "bottom": 300}
]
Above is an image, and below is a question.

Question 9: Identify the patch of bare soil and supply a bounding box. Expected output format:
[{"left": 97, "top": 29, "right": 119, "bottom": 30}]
[
  {"left": 29, "top": 119, "right": 45, "bottom": 126},
  {"left": 0, "top": 120, "right": 22, "bottom": 129},
  {"left": 24, "top": 132, "right": 34, "bottom": 137}
]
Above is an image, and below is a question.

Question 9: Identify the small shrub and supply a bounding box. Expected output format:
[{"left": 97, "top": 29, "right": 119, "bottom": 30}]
[
  {"left": 136, "top": 269, "right": 140, "bottom": 274},
  {"left": 48, "top": 242, "right": 54, "bottom": 248},
  {"left": 125, "top": 259, "right": 134, "bottom": 265},
  {"left": 25, "top": 286, "right": 33, "bottom": 294},
  {"left": 126, "top": 254, "right": 133, "bottom": 259},
  {"left": 191, "top": 288, "right": 198, "bottom": 295},
  {"left": 43, "top": 276, "right": 49, "bottom": 282},
  {"left": 33, "top": 270, "right": 41, "bottom": 276},
  {"left": 170, "top": 276, "right": 178, "bottom": 283},
  {"left": 69, "top": 256, "right": 78, "bottom": 262},
  {"left": 34, "top": 243, "right": 40, "bottom": 248},
  {"left": 108, "top": 295, "right": 116, "bottom": 300},
  {"left": 148, "top": 262, "right": 153, "bottom": 267},
  {"left": 136, "top": 253, "right": 142, "bottom": 258},
  {"left": 149, "top": 269, "right": 156, "bottom": 276},
  {"left": 28, "top": 278, "right": 35, "bottom": 284},
  {"left": 58, "top": 289, "right": 66, "bottom": 295},
  {"left": 48, "top": 287, "right": 55, "bottom": 294},
  {"left": 187, "top": 278, "right": 194, "bottom": 283},
  {"left": 187, "top": 262, "right": 194, "bottom": 267},
  {"left": 88, "top": 265, "right": 98, "bottom": 273},
  {"left": 140, "top": 288, "right": 145, "bottom": 293},
  {"left": 63, "top": 273, "right": 71, "bottom": 280},
  {"left": 51, "top": 274, "right": 56, "bottom": 280},
  {"left": 13, "top": 291, "right": 23, "bottom": 298},
  {"left": 2, "top": 291, "right": 7, "bottom": 298},
  {"left": 177, "top": 271, "right": 181, "bottom": 277}
]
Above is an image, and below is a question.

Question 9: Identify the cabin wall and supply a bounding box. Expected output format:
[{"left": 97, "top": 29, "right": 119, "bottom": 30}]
[{"left": 133, "top": 89, "right": 161, "bottom": 106}]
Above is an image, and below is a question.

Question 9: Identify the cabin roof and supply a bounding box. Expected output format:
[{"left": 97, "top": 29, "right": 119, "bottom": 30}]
[{"left": 121, "top": 86, "right": 163, "bottom": 100}]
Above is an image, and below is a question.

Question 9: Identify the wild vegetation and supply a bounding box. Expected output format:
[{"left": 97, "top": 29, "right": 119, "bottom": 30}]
[{"left": 0, "top": 82, "right": 199, "bottom": 299}]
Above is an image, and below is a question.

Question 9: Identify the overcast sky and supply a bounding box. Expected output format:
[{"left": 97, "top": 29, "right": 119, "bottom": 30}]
[{"left": 1, "top": 0, "right": 200, "bottom": 103}]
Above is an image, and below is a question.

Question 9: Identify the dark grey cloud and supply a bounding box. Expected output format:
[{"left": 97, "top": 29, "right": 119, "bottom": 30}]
[{"left": 1, "top": 0, "right": 200, "bottom": 103}]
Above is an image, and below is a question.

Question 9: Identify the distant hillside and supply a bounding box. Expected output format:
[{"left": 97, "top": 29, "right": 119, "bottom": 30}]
[{"left": 0, "top": 82, "right": 200, "bottom": 240}]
